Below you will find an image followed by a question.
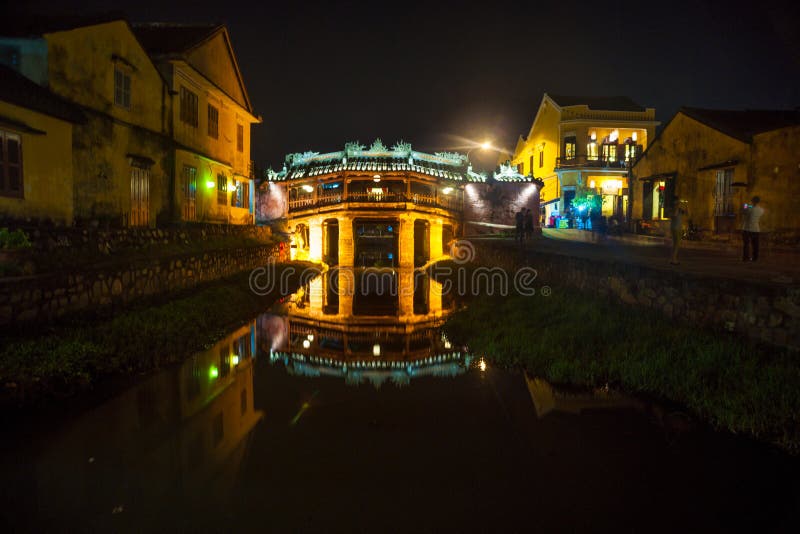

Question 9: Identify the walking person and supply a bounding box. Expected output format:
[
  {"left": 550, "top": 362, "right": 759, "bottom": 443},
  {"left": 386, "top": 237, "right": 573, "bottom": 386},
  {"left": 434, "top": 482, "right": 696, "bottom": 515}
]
[
  {"left": 524, "top": 208, "right": 534, "bottom": 242},
  {"left": 515, "top": 208, "right": 525, "bottom": 244},
  {"left": 669, "top": 196, "right": 685, "bottom": 265},
  {"left": 742, "top": 196, "right": 764, "bottom": 261}
]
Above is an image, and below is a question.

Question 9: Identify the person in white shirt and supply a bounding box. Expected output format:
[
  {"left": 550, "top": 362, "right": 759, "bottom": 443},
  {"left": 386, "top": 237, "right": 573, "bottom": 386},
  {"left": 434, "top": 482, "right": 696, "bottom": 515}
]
[{"left": 742, "top": 196, "right": 765, "bottom": 261}]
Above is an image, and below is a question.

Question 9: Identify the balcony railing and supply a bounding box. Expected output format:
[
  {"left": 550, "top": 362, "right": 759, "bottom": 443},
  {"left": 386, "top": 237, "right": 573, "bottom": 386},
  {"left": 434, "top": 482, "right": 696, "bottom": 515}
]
[
  {"left": 555, "top": 155, "right": 633, "bottom": 170},
  {"left": 288, "top": 191, "right": 463, "bottom": 212}
]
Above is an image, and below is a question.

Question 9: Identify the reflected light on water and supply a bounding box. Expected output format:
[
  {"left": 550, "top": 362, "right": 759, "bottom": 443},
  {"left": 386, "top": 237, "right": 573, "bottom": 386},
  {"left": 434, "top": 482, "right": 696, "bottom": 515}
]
[{"left": 479, "top": 358, "right": 487, "bottom": 372}]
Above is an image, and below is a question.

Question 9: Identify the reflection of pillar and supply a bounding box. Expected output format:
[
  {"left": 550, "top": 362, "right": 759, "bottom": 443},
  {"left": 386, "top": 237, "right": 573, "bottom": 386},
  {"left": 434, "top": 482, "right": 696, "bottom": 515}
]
[
  {"left": 428, "top": 277, "right": 442, "bottom": 315},
  {"left": 398, "top": 214, "right": 414, "bottom": 269},
  {"left": 398, "top": 268, "right": 414, "bottom": 318},
  {"left": 430, "top": 218, "right": 443, "bottom": 261},
  {"left": 338, "top": 267, "right": 354, "bottom": 318},
  {"left": 309, "top": 276, "right": 323, "bottom": 314},
  {"left": 309, "top": 217, "right": 323, "bottom": 262}
]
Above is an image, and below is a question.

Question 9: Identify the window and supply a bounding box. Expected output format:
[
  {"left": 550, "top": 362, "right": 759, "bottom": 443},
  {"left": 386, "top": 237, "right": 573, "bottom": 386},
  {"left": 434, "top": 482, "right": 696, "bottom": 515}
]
[
  {"left": 217, "top": 174, "right": 227, "bottom": 205},
  {"left": 232, "top": 179, "right": 250, "bottom": 209},
  {"left": 114, "top": 68, "right": 131, "bottom": 109},
  {"left": 602, "top": 144, "right": 617, "bottom": 162},
  {"left": 182, "top": 165, "right": 197, "bottom": 220},
  {"left": 564, "top": 136, "right": 576, "bottom": 159},
  {"left": 539, "top": 150, "right": 544, "bottom": 168},
  {"left": 625, "top": 143, "right": 642, "bottom": 161},
  {"left": 236, "top": 124, "right": 244, "bottom": 152},
  {"left": 180, "top": 86, "right": 199, "bottom": 127},
  {"left": 529, "top": 155, "right": 534, "bottom": 174},
  {"left": 587, "top": 142, "right": 598, "bottom": 160},
  {"left": 517, "top": 162, "right": 524, "bottom": 175},
  {"left": 0, "top": 130, "right": 23, "bottom": 198},
  {"left": 207, "top": 104, "right": 219, "bottom": 139},
  {"left": 714, "top": 169, "right": 734, "bottom": 216}
]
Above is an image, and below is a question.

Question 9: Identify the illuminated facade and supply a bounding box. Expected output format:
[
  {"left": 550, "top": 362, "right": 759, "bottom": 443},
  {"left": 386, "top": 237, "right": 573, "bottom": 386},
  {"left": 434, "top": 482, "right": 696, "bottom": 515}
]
[
  {"left": 260, "top": 139, "right": 542, "bottom": 257},
  {"left": 134, "top": 23, "right": 261, "bottom": 224},
  {"left": 508, "top": 94, "right": 658, "bottom": 222},
  {"left": 631, "top": 108, "right": 800, "bottom": 236}
]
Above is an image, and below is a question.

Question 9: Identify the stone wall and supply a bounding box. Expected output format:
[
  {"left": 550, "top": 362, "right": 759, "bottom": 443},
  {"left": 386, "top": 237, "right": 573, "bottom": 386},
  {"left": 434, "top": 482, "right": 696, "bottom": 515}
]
[
  {"left": 463, "top": 182, "right": 541, "bottom": 235},
  {"left": 0, "top": 242, "right": 281, "bottom": 327},
  {"left": 475, "top": 242, "right": 800, "bottom": 351}
]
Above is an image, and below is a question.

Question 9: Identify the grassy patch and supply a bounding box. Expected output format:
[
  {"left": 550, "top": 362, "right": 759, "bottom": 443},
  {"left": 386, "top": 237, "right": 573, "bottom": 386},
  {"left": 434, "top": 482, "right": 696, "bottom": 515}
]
[
  {"left": 0, "top": 262, "right": 319, "bottom": 405},
  {"left": 444, "top": 289, "right": 800, "bottom": 451}
]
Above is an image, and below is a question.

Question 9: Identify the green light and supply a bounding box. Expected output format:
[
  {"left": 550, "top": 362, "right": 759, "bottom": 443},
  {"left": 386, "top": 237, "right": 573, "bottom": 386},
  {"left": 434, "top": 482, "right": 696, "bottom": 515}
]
[
  {"left": 209, "top": 366, "right": 219, "bottom": 379},
  {"left": 206, "top": 180, "right": 216, "bottom": 189}
]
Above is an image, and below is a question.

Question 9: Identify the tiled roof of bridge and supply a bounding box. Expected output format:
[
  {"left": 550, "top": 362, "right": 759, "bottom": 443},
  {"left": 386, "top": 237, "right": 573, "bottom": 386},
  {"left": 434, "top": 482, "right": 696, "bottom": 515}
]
[{"left": 267, "top": 140, "right": 540, "bottom": 183}]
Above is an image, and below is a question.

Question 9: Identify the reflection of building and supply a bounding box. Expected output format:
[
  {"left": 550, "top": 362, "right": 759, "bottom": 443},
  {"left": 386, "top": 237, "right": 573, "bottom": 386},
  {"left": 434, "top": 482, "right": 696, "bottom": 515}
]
[
  {"left": 631, "top": 107, "right": 800, "bottom": 237},
  {"left": 27, "top": 322, "right": 262, "bottom": 529},
  {"left": 525, "top": 375, "right": 640, "bottom": 418},
  {"left": 259, "top": 270, "right": 471, "bottom": 387},
  {"left": 508, "top": 94, "right": 658, "bottom": 222},
  {"left": 259, "top": 139, "right": 542, "bottom": 253}
]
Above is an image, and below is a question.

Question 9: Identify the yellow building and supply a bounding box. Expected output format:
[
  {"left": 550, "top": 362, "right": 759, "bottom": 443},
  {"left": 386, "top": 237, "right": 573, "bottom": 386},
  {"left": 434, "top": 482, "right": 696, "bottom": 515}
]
[
  {"left": 509, "top": 93, "right": 658, "bottom": 223},
  {"left": 0, "top": 64, "right": 82, "bottom": 224},
  {"left": 134, "top": 24, "right": 262, "bottom": 225},
  {"left": 631, "top": 107, "right": 800, "bottom": 237},
  {"left": 0, "top": 16, "right": 260, "bottom": 227}
]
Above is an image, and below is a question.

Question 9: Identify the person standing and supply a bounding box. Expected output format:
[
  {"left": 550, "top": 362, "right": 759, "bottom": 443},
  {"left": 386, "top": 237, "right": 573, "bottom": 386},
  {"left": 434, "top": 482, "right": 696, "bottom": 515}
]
[
  {"left": 524, "top": 208, "right": 534, "bottom": 241},
  {"left": 742, "top": 196, "right": 764, "bottom": 261},
  {"left": 515, "top": 208, "right": 525, "bottom": 243},
  {"left": 669, "top": 196, "right": 685, "bottom": 265}
]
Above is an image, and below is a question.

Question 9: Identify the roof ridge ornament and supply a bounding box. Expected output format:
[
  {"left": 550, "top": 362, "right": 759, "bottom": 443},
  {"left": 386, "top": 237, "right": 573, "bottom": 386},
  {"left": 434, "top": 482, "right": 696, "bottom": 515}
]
[
  {"left": 370, "top": 138, "right": 388, "bottom": 152},
  {"left": 344, "top": 141, "right": 366, "bottom": 154},
  {"left": 392, "top": 140, "right": 412, "bottom": 155},
  {"left": 433, "top": 151, "right": 468, "bottom": 166}
]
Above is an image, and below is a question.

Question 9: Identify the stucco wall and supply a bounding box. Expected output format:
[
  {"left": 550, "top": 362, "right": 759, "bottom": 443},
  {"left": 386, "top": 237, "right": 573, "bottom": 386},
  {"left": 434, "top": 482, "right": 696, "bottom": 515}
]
[
  {"left": 0, "top": 102, "right": 74, "bottom": 224},
  {"left": 751, "top": 125, "right": 800, "bottom": 237}
]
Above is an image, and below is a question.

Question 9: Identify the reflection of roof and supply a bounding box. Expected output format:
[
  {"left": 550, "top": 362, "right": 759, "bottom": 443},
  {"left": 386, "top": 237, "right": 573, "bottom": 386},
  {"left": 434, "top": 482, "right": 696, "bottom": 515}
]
[
  {"left": 271, "top": 351, "right": 470, "bottom": 387},
  {"left": 680, "top": 107, "right": 800, "bottom": 143},
  {"left": 548, "top": 94, "right": 646, "bottom": 112},
  {"left": 0, "top": 65, "right": 85, "bottom": 124},
  {"left": 132, "top": 23, "right": 222, "bottom": 56}
]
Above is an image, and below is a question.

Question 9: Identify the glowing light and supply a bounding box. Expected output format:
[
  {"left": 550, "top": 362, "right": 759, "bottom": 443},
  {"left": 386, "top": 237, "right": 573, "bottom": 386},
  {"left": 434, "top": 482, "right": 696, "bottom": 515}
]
[
  {"left": 479, "top": 358, "right": 487, "bottom": 372},
  {"left": 302, "top": 339, "right": 311, "bottom": 349},
  {"left": 301, "top": 184, "right": 314, "bottom": 193},
  {"left": 307, "top": 334, "right": 314, "bottom": 341},
  {"left": 590, "top": 131, "right": 597, "bottom": 141},
  {"left": 481, "top": 140, "right": 491, "bottom": 150},
  {"left": 444, "top": 340, "right": 451, "bottom": 349},
  {"left": 231, "top": 355, "right": 240, "bottom": 366},
  {"left": 373, "top": 175, "right": 381, "bottom": 182},
  {"left": 632, "top": 131, "right": 638, "bottom": 142},
  {"left": 609, "top": 129, "right": 619, "bottom": 143},
  {"left": 373, "top": 344, "right": 381, "bottom": 357},
  {"left": 209, "top": 366, "right": 219, "bottom": 379},
  {"left": 442, "top": 187, "right": 453, "bottom": 194},
  {"left": 205, "top": 180, "right": 215, "bottom": 189}
]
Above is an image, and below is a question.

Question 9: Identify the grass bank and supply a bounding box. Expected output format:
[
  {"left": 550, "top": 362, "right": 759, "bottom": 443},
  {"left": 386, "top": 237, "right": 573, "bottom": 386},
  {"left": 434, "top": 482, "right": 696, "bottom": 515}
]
[
  {"left": 443, "top": 289, "right": 800, "bottom": 452},
  {"left": 0, "top": 261, "right": 319, "bottom": 406}
]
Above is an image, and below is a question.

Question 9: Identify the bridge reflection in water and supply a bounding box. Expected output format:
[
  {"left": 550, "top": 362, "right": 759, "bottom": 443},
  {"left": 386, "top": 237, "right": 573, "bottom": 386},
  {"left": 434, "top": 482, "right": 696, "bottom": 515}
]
[{"left": 259, "top": 268, "right": 472, "bottom": 387}]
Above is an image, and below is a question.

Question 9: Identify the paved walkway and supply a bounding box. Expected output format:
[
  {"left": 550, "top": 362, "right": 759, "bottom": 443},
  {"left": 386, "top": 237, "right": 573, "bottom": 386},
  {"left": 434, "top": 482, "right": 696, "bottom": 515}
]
[{"left": 480, "top": 229, "right": 800, "bottom": 288}]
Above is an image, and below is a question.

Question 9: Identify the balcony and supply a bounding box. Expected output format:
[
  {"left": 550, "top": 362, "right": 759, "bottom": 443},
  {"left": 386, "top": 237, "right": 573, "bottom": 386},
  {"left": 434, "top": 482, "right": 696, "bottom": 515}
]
[
  {"left": 555, "top": 155, "right": 634, "bottom": 170},
  {"left": 288, "top": 191, "right": 463, "bottom": 213}
]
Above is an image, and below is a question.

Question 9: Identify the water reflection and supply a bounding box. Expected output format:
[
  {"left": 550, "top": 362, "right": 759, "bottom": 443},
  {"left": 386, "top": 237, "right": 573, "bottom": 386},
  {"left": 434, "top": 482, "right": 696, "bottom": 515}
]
[
  {"left": 260, "top": 268, "right": 471, "bottom": 387},
  {"left": 14, "top": 322, "right": 261, "bottom": 530}
]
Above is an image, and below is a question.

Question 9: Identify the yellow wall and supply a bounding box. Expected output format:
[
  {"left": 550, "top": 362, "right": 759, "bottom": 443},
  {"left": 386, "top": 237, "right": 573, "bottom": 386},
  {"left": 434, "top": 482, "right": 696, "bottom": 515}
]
[
  {"left": 631, "top": 112, "right": 750, "bottom": 231},
  {"left": 0, "top": 102, "right": 74, "bottom": 224},
  {"left": 167, "top": 28, "right": 256, "bottom": 225},
  {"left": 45, "top": 21, "right": 172, "bottom": 225},
  {"left": 510, "top": 98, "right": 560, "bottom": 204},
  {"left": 751, "top": 125, "right": 800, "bottom": 233}
]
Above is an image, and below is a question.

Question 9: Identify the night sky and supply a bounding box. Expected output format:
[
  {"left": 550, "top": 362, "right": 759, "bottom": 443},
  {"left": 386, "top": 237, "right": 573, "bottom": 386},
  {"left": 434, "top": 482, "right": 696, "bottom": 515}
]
[{"left": 10, "top": 0, "right": 800, "bottom": 171}]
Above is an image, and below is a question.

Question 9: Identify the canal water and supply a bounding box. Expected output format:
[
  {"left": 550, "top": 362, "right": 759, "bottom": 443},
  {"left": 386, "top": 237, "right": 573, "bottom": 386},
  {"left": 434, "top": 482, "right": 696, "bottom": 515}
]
[{"left": 2, "top": 272, "right": 799, "bottom": 532}]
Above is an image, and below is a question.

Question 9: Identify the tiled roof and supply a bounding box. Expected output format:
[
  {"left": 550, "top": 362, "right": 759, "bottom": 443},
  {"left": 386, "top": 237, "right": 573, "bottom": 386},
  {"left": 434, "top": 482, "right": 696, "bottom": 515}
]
[
  {"left": 0, "top": 65, "right": 85, "bottom": 124},
  {"left": 680, "top": 107, "right": 800, "bottom": 142},
  {"left": 131, "top": 23, "right": 222, "bottom": 56},
  {"left": 548, "top": 94, "right": 646, "bottom": 112},
  {"left": 283, "top": 159, "right": 473, "bottom": 182}
]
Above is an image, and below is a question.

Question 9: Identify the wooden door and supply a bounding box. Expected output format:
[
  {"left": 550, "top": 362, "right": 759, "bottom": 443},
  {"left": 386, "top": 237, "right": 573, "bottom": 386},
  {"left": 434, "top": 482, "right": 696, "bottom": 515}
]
[
  {"left": 182, "top": 165, "right": 197, "bottom": 221},
  {"left": 130, "top": 167, "right": 150, "bottom": 226}
]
